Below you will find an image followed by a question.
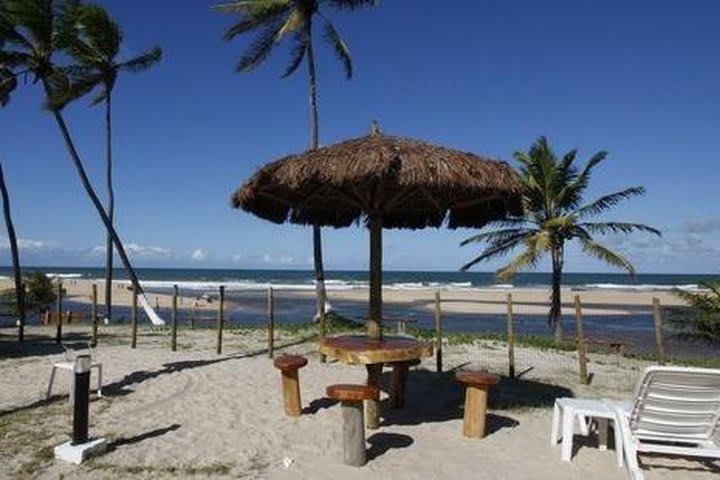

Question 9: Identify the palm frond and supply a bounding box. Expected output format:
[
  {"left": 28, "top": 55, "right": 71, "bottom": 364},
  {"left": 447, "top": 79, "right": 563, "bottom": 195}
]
[
  {"left": 496, "top": 244, "right": 543, "bottom": 280},
  {"left": 327, "top": 0, "right": 378, "bottom": 10},
  {"left": 460, "top": 228, "right": 538, "bottom": 247},
  {"left": 460, "top": 232, "right": 543, "bottom": 272},
  {"left": 321, "top": 17, "right": 351, "bottom": 78},
  {"left": 216, "top": 1, "right": 291, "bottom": 40},
  {"left": 213, "top": 0, "right": 290, "bottom": 15},
  {"left": 0, "top": 67, "right": 17, "bottom": 106},
  {"left": 275, "top": 9, "right": 304, "bottom": 42},
  {"left": 118, "top": 46, "right": 162, "bottom": 73},
  {"left": 579, "top": 238, "right": 635, "bottom": 275},
  {"left": 235, "top": 18, "right": 285, "bottom": 72},
  {"left": 578, "top": 221, "right": 661, "bottom": 236},
  {"left": 280, "top": 28, "right": 307, "bottom": 78},
  {"left": 572, "top": 186, "right": 647, "bottom": 219}
]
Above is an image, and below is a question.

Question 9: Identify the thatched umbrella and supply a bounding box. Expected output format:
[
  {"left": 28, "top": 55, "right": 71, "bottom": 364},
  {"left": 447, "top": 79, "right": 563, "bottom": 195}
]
[{"left": 232, "top": 126, "right": 523, "bottom": 340}]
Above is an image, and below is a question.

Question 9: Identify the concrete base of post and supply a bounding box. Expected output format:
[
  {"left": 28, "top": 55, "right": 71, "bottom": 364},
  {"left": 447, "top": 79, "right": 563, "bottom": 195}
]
[{"left": 54, "top": 438, "right": 107, "bottom": 464}]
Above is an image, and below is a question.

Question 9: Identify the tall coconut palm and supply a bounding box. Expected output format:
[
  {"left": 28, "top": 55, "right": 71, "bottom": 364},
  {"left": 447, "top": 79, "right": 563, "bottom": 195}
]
[
  {"left": 0, "top": 0, "right": 149, "bottom": 300},
  {"left": 214, "top": 0, "right": 376, "bottom": 318},
  {"left": 57, "top": 3, "right": 161, "bottom": 323},
  {"left": 0, "top": 30, "right": 25, "bottom": 341},
  {"left": 461, "top": 137, "right": 661, "bottom": 340}
]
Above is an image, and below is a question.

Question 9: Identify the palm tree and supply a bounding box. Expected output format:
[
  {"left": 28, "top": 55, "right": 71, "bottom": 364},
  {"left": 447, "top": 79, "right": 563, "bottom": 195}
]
[
  {"left": 0, "top": 0, "right": 149, "bottom": 300},
  {"left": 0, "top": 30, "right": 25, "bottom": 341},
  {"left": 461, "top": 137, "right": 661, "bottom": 340},
  {"left": 214, "top": 0, "right": 376, "bottom": 318},
  {"left": 668, "top": 281, "right": 720, "bottom": 344},
  {"left": 58, "top": 3, "right": 161, "bottom": 323}
]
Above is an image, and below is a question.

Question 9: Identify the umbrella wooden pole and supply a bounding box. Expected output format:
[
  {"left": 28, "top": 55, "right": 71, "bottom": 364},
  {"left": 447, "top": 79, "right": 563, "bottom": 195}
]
[{"left": 368, "top": 214, "right": 383, "bottom": 340}]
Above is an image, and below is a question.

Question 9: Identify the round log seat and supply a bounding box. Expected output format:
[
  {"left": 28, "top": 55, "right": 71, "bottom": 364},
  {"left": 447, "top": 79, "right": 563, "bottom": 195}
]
[
  {"left": 326, "top": 384, "right": 378, "bottom": 402},
  {"left": 455, "top": 370, "right": 499, "bottom": 439},
  {"left": 273, "top": 355, "right": 308, "bottom": 417},
  {"left": 326, "top": 384, "right": 378, "bottom": 467},
  {"left": 455, "top": 370, "right": 499, "bottom": 387},
  {"left": 273, "top": 355, "right": 308, "bottom": 372}
]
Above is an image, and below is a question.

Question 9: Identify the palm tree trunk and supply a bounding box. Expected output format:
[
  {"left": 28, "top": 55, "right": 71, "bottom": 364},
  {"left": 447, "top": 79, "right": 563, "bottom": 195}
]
[
  {"left": 104, "top": 93, "right": 114, "bottom": 322},
  {"left": 306, "top": 24, "right": 327, "bottom": 319},
  {"left": 550, "top": 246, "right": 564, "bottom": 342},
  {"left": 0, "top": 162, "right": 25, "bottom": 341},
  {"left": 50, "top": 108, "right": 145, "bottom": 297}
]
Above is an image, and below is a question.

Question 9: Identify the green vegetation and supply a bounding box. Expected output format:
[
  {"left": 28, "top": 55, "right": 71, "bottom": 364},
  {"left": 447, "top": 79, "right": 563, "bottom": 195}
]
[
  {"left": 461, "top": 137, "right": 660, "bottom": 340},
  {"left": 1, "top": 271, "right": 56, "bottom": 313},
  {"left": 667, "top": 281, "right": 720, "bottom": 344}
]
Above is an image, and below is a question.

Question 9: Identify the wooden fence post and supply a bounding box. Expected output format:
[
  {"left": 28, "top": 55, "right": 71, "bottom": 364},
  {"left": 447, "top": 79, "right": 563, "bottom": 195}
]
[
  {"left": 267, "top": 286, "right": 275, "bottom": 358},
  {"left": 216, "top": 286, "right": 225, "bottom": 355},
  {"left": 91, "top": 284, "right": 98, "bottom": 347},
  {"left": 55, "top": 281, "right": 63, "bottom": 344},
  {"left": 507, "top": 293, "right": 516, "bottom": 379},
  {"left": 574, "top": 295, "right": 589, "bottom": 385},
  {"left": 171, "top": 285, "right": 178, "bottom": 352},
  {"left": 18, "top": 283, "right": 26, "bottom": 342},
  {"left": 131, "top": 287, "right": 138, "bottom": 349},
  {"left": 435, "top": 290, "right": 443, "bottom": 373},
  {"left": 319, "top": 307, "right": 327, "bottom": 363},
  {"left": 652, "top": 297, "right": 666, "bottom": 365},
  {"left": 319, "top": 288, "right": 327, "bottom": 363}
]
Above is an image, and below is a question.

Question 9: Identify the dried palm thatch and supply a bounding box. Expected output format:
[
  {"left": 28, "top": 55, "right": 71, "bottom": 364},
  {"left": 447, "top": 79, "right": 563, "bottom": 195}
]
[
  {"left": 231, "top": 130, "right": 523, "bottom": 340},
  {"left": 232, "top": 133, "right": 523, "bottom": 229}
]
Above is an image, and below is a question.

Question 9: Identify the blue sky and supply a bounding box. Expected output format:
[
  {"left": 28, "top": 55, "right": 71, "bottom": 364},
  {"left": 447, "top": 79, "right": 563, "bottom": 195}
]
[{"left": 1, "top": 0, "right": 719, "bottom": 274}]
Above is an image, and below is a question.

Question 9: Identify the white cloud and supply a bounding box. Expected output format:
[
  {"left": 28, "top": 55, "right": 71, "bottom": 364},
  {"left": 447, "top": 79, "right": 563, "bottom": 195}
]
[
  {"left": 191, "top": 248, "right": 207, "bottom": 261},
  {"left": 683, "top": 218, "right": 720, "bottom": 234},
  {"left": 0, "top": 236, "right": 56, "bottom": 251},
  {"left": 90, "top": 242, "right": 172, "bottom": 259},
  {"left": 263, "top": 253, "right": 294, "bottom": 265}
]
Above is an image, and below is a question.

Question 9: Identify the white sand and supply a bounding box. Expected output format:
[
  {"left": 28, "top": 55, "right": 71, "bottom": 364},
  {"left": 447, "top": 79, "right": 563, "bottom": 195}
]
[{"left": 1, "top": 325, "right": 717, "bottom": 479}]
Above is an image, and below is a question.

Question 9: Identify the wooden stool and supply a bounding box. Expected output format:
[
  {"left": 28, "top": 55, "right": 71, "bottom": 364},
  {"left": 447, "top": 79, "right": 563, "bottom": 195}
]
[
  {"left": 273, "top": 355, "right": 308, "bottom": 417},
  {"left": 389, "top": 358, "right": 421, "bottom": 409},
  {"left": 455, "top": 371, "right": 499, "bottom": 438},
  {"left": 326, "top": 384, "right": 378, "bottom": 467}
]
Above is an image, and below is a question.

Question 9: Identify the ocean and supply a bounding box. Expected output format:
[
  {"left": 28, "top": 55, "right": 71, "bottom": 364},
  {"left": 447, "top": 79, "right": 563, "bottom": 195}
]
[
  {"left": 3, "top": 267, "right": 718, "bottom": 357},
  {"left": 2, "top": 267, "right": 716, "bottom": 293}
]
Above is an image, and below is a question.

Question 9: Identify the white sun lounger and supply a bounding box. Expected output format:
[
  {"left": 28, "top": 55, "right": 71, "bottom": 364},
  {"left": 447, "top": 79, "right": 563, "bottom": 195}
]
[{"left": 606, "top": 366, "right": 720, "bottom": 480}]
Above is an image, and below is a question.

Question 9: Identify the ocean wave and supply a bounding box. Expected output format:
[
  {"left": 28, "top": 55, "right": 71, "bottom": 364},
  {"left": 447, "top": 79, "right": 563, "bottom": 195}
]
[
  {"left": 580, "top": 283, "right": 701, "bottom": 292},
  {"left": 45, "top": 273, "right": 84, "bottom": 279},
  {"left": 127, "top": 279, "right": 485, "bottom": 292}
]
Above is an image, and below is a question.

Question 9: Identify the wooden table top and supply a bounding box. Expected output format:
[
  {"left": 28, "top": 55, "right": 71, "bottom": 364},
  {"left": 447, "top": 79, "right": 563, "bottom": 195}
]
[{"left": 320, "top": 335, "right": 433, "bottom": 365}]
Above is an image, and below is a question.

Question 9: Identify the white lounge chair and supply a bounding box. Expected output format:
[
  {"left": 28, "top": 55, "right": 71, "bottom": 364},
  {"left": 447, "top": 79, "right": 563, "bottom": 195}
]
[
  {"left": 47, "top": 344, "right": 103, "bottom": 402},
  {"left": 608, "top": 366, "right": 720, "bottom": 480}
]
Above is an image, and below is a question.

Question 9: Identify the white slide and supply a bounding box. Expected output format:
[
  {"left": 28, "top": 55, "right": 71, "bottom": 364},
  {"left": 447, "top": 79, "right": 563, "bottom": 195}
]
[{"left": 138, "top": 293, "right": 166, "bottom": 326}]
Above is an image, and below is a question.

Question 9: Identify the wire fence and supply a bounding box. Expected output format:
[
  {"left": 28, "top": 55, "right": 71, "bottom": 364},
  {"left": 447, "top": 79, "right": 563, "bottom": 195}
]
[{"left": 3, "top": 284, "right": 718, "bottom": 393}]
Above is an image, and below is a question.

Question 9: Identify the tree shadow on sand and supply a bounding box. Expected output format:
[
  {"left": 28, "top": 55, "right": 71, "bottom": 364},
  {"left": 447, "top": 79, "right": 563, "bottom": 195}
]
[
  {"left": 0, "top": 331, "right": 93, "bottom": 359},
  {"left": 378, "top": 367, "right": 573, "bottom": 434},
  {"left": 102, "top": 336, "right": 316, "bottom": 398},
  {"left": 107, "top": 423, "right": 181, "bottom": 452}
]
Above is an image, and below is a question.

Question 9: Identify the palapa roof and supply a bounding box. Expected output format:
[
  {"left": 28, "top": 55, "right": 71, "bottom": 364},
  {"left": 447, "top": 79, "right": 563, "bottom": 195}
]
[{"left": 232, "top": 133, "right": 523, "bottom": 229}]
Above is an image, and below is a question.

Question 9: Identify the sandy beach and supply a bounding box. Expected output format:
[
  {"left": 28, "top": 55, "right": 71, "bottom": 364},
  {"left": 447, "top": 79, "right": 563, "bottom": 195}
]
[
  {"left": 5, "top": 278, "right": 687, "bottom": 320},
  {"left": 1, "top": 321, "right": 718, "bottom": 479}
]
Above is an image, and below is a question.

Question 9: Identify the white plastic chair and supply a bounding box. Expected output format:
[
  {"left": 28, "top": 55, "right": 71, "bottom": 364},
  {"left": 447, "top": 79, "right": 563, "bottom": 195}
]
[
  {"left": 551, "top": 397, "right": 625, "bottom": 467},
  {"left": 607, "top": 366, "right": 720, "bottom": 480},
  {"left": 46, "top": 344, "right": 103, "bottom": 402}
]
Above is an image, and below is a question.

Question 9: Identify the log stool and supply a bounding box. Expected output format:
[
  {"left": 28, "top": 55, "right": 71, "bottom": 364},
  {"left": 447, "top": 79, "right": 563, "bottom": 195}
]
[
  {"left": 455, "top": 370, "right": 499, "bottom": 438},
  {"left": 273, "top": 355, "right": 308, "bottom": 417},
  {"left": 326, "top": 384, "right": 379, "bottom": 467},
  {"left": 389, "top": 358, "right": 421, "bottom": 409}
]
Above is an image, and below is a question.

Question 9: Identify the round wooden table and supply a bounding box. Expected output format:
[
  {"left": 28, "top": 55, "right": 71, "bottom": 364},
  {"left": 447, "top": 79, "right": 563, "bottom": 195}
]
[{"left": 320, "top": 335, "right": 433, "bottom": 429}]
